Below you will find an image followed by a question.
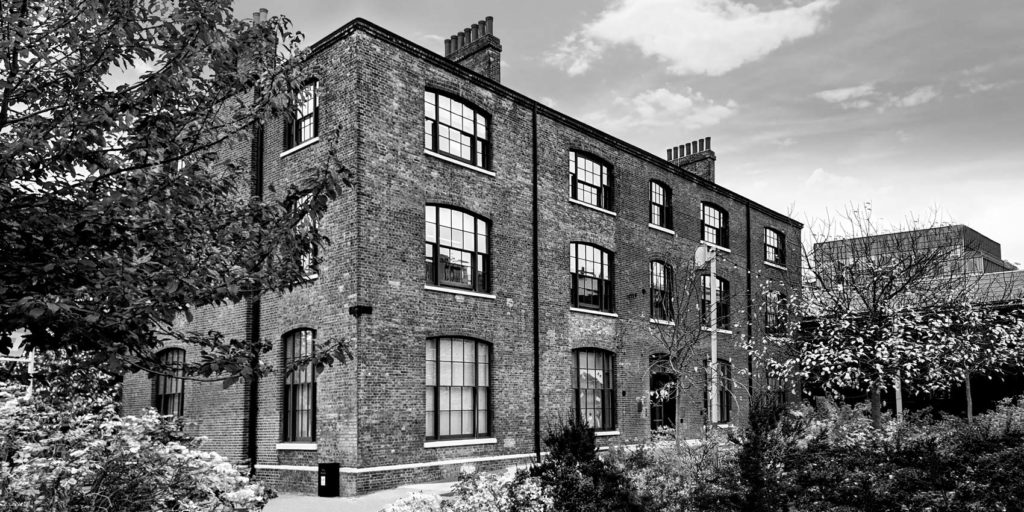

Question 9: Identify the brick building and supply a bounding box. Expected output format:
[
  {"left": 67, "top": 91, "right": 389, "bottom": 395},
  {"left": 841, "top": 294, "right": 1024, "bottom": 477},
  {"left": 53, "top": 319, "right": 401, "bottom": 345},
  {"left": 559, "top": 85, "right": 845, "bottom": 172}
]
[{"left": 122, "top": 16, "right": 802, "bottom": 495}]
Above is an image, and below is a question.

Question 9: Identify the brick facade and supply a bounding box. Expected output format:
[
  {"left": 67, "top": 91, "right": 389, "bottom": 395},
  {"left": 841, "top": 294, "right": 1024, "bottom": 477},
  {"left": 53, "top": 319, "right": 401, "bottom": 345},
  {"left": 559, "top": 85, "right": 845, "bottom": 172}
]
[{"left": 121, "top": 17, "right": 802, "bottom": 496}]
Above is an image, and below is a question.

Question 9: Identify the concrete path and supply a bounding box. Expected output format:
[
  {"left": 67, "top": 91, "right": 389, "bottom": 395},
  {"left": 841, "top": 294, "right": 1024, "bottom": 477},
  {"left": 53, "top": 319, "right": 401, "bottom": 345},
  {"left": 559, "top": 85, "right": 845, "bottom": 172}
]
[{"left": 263, "top": 481, "right": 455, "bottom": 512}]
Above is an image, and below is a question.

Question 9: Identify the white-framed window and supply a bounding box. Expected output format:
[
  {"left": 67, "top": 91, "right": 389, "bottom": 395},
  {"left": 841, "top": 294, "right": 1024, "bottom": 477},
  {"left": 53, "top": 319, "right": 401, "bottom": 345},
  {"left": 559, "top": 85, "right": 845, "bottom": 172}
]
[{"left": 425, "top": 337, "right": 491, "bottom": 440}]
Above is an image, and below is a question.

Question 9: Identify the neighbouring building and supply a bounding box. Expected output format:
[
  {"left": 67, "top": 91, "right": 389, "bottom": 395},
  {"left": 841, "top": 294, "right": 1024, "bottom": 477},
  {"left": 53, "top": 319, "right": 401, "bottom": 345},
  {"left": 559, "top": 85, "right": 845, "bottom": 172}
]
[{"left": 122, "top": 15, "right": 802, "bottom": 495}]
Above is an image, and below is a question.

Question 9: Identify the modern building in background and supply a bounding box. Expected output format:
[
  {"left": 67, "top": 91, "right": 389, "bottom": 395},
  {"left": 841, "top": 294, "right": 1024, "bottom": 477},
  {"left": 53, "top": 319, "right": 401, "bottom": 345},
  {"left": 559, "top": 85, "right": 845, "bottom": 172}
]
[{"left": 122, "top": 16, "right": 802, "bottom": 495}]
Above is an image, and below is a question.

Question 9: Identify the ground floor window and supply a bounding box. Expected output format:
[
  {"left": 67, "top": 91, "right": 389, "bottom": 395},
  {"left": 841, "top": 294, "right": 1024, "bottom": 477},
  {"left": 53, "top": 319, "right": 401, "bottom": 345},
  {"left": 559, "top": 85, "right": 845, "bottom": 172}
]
[
  {"left": 426, "top": 337, "right": 491, "bottom": 440},
  {"left": 573, "top": 348, "right": 616, "bottom": 431}
]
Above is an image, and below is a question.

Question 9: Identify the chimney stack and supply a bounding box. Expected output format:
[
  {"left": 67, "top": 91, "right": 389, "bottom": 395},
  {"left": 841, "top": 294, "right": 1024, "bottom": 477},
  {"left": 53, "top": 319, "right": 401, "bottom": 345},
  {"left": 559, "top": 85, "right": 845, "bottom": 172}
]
[
  {"left": 443, "top": 16, "right": 503, "bottom": 83},
  {"left": 666, "top": 137, "right": 716, "bottom": 182}
]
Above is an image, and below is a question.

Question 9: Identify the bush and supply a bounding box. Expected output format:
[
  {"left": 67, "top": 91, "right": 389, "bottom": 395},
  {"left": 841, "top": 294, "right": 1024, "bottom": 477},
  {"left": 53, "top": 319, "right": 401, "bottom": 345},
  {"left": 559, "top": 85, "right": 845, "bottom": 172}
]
[
  {"left": 527, "top": 417, "right": 640, "bottom": 512},
  {"left": 0, "top": 383, "right": 271, "bottom": 511}
]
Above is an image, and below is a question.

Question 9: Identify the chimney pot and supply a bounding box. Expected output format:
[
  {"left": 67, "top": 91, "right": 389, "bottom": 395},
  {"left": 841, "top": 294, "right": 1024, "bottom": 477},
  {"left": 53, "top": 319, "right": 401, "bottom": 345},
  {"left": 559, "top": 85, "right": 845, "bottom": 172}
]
[
  {"left": 705, "top": 136, "right": 711, "bottom": 150},
  {"left": 666, "top": 149, "right": 673, "bottom": 160},
  {"left": 457, "top": 32, "right": 465, "bottom": 48},
  {"left": 445, "top": 39, "right": 452, "bottom": 55},
  {"left": 687, "top": 143, "right": 694, "bottom": 155},
  {"left": 463, "top": 28, "right": 471, "bottom": 43},
  {"left": 259, "top": 7, "right": 268, "bottom": 18},
  {"left": 698, "top": 139, "right": 705, "bottom": 152},
  {"left": 472, "top": 23, "right": 480, "bottom": 40},
  {"left": 252, "top": 11, "right": 260, "bottom": 23},
  {"left": 486, "top": 16, "right": 494, "bottom": 35}
]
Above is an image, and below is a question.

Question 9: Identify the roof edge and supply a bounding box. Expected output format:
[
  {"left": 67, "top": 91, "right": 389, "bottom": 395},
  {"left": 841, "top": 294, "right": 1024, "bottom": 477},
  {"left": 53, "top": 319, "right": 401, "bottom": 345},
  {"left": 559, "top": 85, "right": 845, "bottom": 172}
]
[{"left": 304, "top": 18, "right": 804, "bottom": 230}]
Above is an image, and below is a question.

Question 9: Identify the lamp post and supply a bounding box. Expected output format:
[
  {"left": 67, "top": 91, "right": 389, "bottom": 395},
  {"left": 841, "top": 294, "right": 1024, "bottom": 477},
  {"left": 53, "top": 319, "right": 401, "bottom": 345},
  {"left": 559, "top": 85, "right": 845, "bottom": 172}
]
[{"left": 696, "top": 245, "right": 719, "bottom": 424}]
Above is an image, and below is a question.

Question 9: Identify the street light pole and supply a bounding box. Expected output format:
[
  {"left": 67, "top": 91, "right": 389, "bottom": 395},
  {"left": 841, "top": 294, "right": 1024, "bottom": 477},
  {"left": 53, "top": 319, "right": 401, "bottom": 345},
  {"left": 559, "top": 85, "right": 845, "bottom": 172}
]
[{"left": 696, "top": 245, "right": 719, "bottom": 424}]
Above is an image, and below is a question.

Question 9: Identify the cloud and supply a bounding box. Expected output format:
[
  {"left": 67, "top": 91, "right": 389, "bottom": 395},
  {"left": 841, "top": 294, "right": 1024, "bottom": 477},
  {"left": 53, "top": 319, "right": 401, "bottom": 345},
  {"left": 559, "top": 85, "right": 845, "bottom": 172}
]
[
  {"left": 891, "top": 86, "right": 938, "bottom": 108},
  {"left": 805, "top": 168, "right": 858, "bottom": 187},
  {"left": 582, "top": 87, "right": 738, "bottom": 133},
  {"left": 813, "top": 84, "right": 940, "bottom": 111},
  {"left": 546, "top": 0, "right": 838, "bottom": 76},
  {"left": 814, "top": 84, "right": 875, "bottom": 107}
]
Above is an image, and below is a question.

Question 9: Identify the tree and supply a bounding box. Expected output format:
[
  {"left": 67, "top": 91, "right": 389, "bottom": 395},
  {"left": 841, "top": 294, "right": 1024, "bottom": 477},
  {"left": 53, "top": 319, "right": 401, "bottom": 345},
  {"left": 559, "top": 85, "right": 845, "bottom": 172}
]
[
  {"left": 908, "top": 300, "right": 1024, "bottom": 423},
  {"left": 0, "top": 1, "right": 349, "bottom": 380},
  {"left": 759, "top": 206, "right": 983, "bottom": 427},
  {"left": 639, "top": 256, "right": 752, "bottom": 450}
]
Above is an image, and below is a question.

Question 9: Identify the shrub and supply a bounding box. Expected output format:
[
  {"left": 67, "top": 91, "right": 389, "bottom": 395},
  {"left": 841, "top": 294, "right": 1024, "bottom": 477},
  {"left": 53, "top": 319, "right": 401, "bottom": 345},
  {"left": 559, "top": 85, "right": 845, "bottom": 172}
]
[
  {"left": 0, "top": 383, "right": 271, "bottom": 512},
  {"left": 527, "top": 417, "right": 639, "bottom": 512}
]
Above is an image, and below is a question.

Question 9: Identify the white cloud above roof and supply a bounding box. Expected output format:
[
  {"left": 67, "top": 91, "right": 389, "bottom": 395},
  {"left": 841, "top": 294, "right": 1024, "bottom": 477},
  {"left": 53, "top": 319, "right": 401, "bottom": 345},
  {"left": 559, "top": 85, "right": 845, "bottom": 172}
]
[
  {"left": 546, "top": 0, "right": 839, "bottom": 76},
  {"left": 814, "top": 83, "right": 939, "bottom": 111},
  {"left": 582, "top": 87, "right": 737, "bottom": 133}
]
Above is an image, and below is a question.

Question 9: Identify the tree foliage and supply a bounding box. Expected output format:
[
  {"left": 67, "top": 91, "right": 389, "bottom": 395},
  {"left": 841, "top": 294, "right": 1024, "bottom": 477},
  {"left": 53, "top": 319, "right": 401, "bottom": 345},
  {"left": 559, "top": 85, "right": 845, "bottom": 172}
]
[
  {"left": 754, "top": 205, "right": 1024, "bottom": 425},
  {"left": 0, "top": 0, "right": 350, "bottom": 380}
]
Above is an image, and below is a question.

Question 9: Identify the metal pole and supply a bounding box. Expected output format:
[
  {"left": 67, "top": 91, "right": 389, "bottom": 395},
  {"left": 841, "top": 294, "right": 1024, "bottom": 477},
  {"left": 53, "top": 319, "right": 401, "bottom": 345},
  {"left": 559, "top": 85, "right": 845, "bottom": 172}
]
[{"left": 26, "top": 350, "right": 34, "bottom": 400}]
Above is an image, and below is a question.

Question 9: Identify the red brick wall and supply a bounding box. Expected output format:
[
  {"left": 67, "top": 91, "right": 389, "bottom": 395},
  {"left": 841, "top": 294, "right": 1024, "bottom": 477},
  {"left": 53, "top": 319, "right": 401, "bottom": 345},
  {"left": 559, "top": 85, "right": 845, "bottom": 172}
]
[{"left": 121, "top": 20, "right": 803, "bottom": 495}]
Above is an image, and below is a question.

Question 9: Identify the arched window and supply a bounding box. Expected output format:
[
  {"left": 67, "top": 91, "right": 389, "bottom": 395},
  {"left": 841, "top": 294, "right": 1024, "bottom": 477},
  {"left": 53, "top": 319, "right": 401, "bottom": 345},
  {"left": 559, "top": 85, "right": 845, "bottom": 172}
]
[
  {"left": 765, "top": 291, "right": 787, "bottom": 336},
  {"left": 424, "top": 90, "right": 490, "bottom": 169},
  {"left": 153, "top": 348, "right": 185, "bottom": 416},
  {"left": 701, "top": 275, "right": 730, "bottom": 329},
  {"left": 296, "top": 194, "right": 319, "bottom": 278},
  {"left": 282, "top": 329, "right": 316, "bottom": 443},
  {"left": 284, "top": 79, "right": 319, "bottom": 150},
  {"left": 650, "top": 261, "right": 673, "bottom": 321},
  {"left": 570, "top": 243, "right": 614, "bottom": 312},
  {"left": 705, "top": 359, "right": 733, "bottom": 424},
  {"left": 573, "top": 348, "right": 616, "bottom": 431},
  {"left": 425, "top": 205, "right": 490, "bottom": 293},
  {"left": 701, "top": 202, "right": 729, "bottom": 248},
  {"left": 650, "top": 181, "right": 672, "bottom": 229},
  {"left": 765, "top": 228, "right": 785, "bottom": 266},
  {"left": 649, "top": 353, "right": 676, "bottom": 430},
  {"left": 425, "top": 337, "right": 491, "bottom": 440},
  {"left": 569, "top": 151, "right": 613, "bottom": 211}
]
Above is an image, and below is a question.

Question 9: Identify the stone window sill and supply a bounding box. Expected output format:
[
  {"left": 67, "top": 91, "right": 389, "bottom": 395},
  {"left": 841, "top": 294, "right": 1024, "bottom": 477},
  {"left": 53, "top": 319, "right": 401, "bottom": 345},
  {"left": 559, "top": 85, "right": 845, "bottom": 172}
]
[
  {"left": 275, "top": 442, "right": 317, "bottom": 451},
  {"left": 570, "top": 307, "right": 618, "bottom": 318},
  {"left": 280, "top": 137, "right": 320, "bottom": 158},
  {"left": 424, "top": 437, "right": 497, "bottom": 449},
  {"left": 424, "top": 149, "right": 495, "bottom": 177}
]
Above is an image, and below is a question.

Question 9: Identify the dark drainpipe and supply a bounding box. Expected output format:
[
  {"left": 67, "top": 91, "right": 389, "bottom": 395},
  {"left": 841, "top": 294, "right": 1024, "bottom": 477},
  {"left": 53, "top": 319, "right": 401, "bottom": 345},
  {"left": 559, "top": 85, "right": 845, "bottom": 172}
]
[
  {"left": 247, "top": 121, "right": 265, "bottom": 476},
  {"left": 531, "top": 103, "right": 542, "bottom": 463},
  {"left": 745, "top": 203, "right": 754, "bottom": 398}
]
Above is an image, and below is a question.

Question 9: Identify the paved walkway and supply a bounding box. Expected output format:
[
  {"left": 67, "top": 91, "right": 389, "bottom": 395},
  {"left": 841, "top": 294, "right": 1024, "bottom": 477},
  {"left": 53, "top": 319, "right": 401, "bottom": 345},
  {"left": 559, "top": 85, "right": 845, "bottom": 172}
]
[{"left": 263, "top": 481, "right": 455, "bottom": 512}]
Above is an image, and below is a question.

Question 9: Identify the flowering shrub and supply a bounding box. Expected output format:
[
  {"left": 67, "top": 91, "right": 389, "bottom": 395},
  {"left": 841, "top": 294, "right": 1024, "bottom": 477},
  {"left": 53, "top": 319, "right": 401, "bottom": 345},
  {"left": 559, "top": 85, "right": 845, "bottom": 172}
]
[
  {"left": 382, "top": 467, "right": 552, "bottom": 512},
  {"left": 0, "top": 383, "right": 271, "bottom": 511}
]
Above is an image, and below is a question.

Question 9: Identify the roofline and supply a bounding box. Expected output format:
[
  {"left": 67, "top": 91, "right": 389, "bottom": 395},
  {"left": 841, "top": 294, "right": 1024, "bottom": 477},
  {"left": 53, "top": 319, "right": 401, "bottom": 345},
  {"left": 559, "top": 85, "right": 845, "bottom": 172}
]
[{"left": 307, "top": 18, "right": 803, "bottom": 230}]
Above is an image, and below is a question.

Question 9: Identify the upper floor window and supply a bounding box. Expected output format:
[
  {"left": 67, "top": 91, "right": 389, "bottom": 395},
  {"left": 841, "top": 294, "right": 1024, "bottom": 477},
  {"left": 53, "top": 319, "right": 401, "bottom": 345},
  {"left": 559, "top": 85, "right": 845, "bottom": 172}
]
[
  {"left": 701, "top": 275, "right": 730, "bottom": 330},
  {"left": 569, "top": 151, "right": 613, "bottom": 211},
  {"left": 284, "top": 80, "right": 318, "bottom": 150},
  {"left": 153, "top": 348, "right": 185, "bottom": 416},
  {"left": 765, "top": 291, "right": 787, "bottom": 336},
  {"left": 573, "top": 348, "right": 616, "bottom": 431},
  {"left": 701, "top": 203, "right": 729, "bottom": 248},
  {"left": 765, "top": 228, "right": 785, "bottom": 266},
  {"left": 425, "top": 337, "right": 491, "bottom": 440},
  {"left": 424, "top": 91, "right": 490, "bottom": 169},
  {"left": 296, "top": 194, "right": 319, "bottom": 278},
  {"left": 425, "top": 205, "right": 490, "bottom": 293},
  {"left": 705, "top": 359, "right": 732, "bottom": 424},
  {"left": 570, "top": 243, "right": 613, "bottom": 312},
  {"left": 650, "top": 261, "right": 673, "bottom": 321},
  {"left": 650, "top": 181, "right": 672, "bottom": 229},
  {"left": 282, "top": 329, "right": 316, "bottom": 443}
]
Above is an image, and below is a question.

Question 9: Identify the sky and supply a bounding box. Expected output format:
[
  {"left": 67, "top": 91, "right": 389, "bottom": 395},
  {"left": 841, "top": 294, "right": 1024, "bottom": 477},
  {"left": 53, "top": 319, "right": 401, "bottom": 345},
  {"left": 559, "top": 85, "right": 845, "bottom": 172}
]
[{"left": 233, "top": 0, "right": 1024, "bottom": 264}]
